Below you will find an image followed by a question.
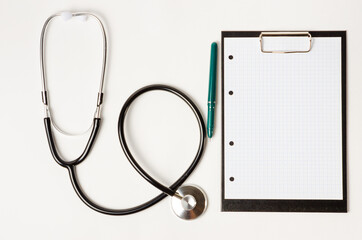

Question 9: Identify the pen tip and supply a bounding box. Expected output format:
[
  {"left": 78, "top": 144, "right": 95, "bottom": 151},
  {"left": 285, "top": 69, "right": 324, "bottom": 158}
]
[{"left": 207, "top": 130, "right": 213, "bottom": 138}]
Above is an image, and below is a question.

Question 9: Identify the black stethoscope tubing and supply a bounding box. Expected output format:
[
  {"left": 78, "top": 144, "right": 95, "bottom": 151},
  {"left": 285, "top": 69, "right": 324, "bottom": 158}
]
[{"left": 44, "top": 84, "right": 206, "bottom": 215}]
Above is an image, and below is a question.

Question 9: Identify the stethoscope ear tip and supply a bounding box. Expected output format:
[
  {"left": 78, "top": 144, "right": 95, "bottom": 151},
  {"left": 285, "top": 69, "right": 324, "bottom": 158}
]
[
  {"left": 171, "top": 185, "right": 207, "bottom": 220},
  {"left": 61, "top": 11, "right": 73, "bottom": 21},
  {"left": 76, "top": 15, "right": 88, "bottom": 22},
  {"left": 60, "top": 12, "right": 88, "bottom": 22}
]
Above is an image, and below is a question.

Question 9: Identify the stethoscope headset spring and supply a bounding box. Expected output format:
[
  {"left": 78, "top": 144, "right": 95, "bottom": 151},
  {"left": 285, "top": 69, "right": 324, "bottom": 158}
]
[{"left": 40, "top": 12, "right": 207, "bottom": 220}]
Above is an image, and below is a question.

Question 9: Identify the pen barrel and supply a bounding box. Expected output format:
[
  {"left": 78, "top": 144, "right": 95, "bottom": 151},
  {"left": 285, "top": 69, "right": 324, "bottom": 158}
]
[
  {"left": 208, "top": 43, "right": 218, "bottom": 103},
  {"left": 207, "top": 42, "right": 217, "bottom": 138}
]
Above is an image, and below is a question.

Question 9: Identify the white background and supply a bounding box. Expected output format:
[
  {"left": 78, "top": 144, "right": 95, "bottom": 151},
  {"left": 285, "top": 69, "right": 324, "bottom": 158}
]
[{"left": 0, "top": 0, "right": 361, "bottom": 239}]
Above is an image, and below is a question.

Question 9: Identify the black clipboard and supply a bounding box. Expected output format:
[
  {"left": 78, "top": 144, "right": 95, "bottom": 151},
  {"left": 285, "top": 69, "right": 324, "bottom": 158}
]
[{"left": 221, "top": 31, "right": 347, "bottom": 212}]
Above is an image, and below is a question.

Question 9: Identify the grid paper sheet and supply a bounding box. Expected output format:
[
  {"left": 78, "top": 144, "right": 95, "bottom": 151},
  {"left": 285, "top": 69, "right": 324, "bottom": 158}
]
[{"left": 224, "top": 37, "right": 343, "bottom": 200}]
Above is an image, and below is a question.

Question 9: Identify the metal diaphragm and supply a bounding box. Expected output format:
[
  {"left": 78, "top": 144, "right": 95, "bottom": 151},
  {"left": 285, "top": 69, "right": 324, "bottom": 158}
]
[{"left": 171, "top": 185, "right": 207, "bottom": 220}]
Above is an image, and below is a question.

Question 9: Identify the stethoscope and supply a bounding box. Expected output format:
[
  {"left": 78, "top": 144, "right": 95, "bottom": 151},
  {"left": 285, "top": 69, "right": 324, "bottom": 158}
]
[{"left": 40, "top": 12, "right": 207, "bottom": 220}]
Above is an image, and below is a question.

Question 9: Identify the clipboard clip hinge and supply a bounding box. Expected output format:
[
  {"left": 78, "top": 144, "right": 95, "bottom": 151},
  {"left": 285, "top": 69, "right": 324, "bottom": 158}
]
[{"left": 259, "top": 32, "right": 312, "bottom": 54}]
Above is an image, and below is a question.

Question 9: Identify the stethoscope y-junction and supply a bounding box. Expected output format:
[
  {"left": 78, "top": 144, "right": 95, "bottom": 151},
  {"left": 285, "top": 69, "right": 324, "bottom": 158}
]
[{"left": 40, "top": 12, "right": 207, "bottom": 220}]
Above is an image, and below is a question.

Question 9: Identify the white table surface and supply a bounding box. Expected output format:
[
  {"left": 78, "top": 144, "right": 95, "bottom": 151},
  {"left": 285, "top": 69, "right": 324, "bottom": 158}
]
[{"left": 1, "top": 0, "right": 361, "bottom": 239}]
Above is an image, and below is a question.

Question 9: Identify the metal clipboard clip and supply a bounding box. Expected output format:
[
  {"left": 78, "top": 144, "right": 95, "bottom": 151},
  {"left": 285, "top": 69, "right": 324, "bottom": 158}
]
[{"left": 259, "top": 32, "right": 312, "bottom": 53}]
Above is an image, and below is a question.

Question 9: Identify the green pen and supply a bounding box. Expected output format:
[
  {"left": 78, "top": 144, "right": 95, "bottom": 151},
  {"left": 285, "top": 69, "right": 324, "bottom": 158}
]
[{"left": 207, "top": 42, "right": 217, "bottom": 138}]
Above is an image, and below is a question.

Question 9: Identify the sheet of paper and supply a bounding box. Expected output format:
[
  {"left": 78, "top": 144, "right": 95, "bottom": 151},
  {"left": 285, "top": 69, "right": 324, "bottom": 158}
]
[{"left": 224, "top": 37, "right": 343, "bottom": 200}]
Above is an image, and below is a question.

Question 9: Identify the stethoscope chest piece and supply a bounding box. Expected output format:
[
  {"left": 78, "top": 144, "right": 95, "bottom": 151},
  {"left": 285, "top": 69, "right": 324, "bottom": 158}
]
[{"left": 171, "top": 185, "right": 207, "bottom": 220}]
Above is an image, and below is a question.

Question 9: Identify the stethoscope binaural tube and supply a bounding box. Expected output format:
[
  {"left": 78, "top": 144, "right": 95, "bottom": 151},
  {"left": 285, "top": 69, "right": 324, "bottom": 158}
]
[{"left": 40, "top": 12, "right": 106, "bottom": 135}]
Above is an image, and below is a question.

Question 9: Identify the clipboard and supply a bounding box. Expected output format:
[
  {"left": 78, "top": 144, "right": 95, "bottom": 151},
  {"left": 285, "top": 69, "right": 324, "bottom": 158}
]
[{"left": 221, "top": 31, "right": 347, "bottom": 212}]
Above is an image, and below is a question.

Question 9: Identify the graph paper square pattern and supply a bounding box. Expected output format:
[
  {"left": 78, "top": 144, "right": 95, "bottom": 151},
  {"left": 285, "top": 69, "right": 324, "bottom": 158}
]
[{"left": 222, "top": 31, "right": 346, "bottom": 212}]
